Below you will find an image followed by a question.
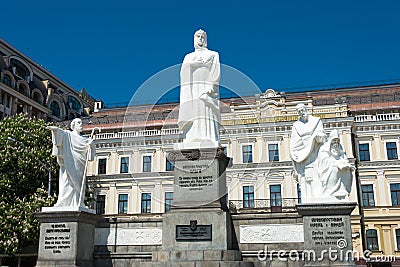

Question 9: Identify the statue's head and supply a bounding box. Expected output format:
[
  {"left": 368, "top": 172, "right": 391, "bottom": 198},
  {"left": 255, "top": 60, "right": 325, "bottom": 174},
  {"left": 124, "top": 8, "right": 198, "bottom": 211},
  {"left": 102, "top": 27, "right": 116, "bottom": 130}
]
[
  {"left": 70, "top": 118, "right": 83, "bottom": 134},
  {"left": 194, "top": 29, "right": 207, "bottom": 49},
  {"left": 328, "top": 129, "right": 342, "bottom": 158},
  {"left": 296, "top": 103, "right": 309, "bottom": 122}
]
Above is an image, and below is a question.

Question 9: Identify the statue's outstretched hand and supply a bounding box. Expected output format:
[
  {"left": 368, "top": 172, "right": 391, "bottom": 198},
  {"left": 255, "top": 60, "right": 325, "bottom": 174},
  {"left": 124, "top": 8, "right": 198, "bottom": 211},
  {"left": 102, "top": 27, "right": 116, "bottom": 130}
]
[{"left": 47, "top": 126, "right": 58, "bottom": 131}]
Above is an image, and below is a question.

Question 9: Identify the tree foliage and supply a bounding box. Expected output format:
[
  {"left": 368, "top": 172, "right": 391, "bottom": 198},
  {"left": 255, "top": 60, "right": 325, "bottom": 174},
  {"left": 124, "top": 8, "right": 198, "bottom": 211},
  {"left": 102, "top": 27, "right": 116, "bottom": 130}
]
[{"left": 0, "top": 114, "right": 58, "bottom": 254}]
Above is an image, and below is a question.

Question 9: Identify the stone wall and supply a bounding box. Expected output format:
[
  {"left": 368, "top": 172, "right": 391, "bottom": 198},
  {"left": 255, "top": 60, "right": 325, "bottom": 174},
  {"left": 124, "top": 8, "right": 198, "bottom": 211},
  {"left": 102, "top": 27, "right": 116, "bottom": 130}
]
[{"left": 93, "top": 212, "right": 305, "bottom": 267}]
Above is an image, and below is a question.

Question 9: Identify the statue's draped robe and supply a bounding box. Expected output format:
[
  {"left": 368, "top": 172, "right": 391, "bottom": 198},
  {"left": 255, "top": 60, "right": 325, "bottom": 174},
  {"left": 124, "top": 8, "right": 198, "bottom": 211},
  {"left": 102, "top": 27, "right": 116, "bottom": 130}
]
[
  {"left": 178, "top": 47, "right": 221, "bottom": 145},
  {"left": 317, "top": 137, "right": 352, "bottom": 201},
  {"left": 290, "top": 115, "right": 325, "bottom": 202},
  {"left": 50, "top": 128, "right": 94, "bottom": 207}
]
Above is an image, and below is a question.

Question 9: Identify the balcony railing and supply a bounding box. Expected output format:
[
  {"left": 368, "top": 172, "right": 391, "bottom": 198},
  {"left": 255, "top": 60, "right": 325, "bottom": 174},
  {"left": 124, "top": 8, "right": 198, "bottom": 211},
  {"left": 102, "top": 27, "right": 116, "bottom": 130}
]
[
  {"left": 229, "top": 198, "right": 299, "bottom": 213},
  {"left": 354, "top": 112, "right": 400, "bottom": 122},
  {"left": 94, "top": 128, "right": 181, "bottom": 140}
]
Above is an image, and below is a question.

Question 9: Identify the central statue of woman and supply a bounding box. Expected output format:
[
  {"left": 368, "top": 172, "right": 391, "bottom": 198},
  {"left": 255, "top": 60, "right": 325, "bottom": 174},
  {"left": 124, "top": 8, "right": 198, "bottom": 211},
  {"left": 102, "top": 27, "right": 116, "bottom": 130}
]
[{"left": 177, "top": 29, "right": 221, "bottom": 149}]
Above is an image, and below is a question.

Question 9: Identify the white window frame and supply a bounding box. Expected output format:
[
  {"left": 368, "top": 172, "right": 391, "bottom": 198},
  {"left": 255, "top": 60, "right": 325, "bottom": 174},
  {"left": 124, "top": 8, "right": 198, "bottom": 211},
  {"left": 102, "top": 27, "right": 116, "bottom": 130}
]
[
  {"left": 266, "top": 142, "right": 280, "bottom": 162},
  {"left": 142, "top": 154, "right": 153, "bottom": 172},
  {"left": 119, "top": 155, "right": 130, "bottom": 174},
  {"left": 97, "top": 156, "right": 108, "bottom": 175},
  {"left": 357, "top": 141, "right": 372, "bottom": 161},
  {"left": 241, "top": 143, "right": 254, "bottom": 163},
  {"left": 117, "top": 192, "right": 129, "bottom": 214},
  {"left": 384, "top": 140, "right": 399, "bottom": 160}
]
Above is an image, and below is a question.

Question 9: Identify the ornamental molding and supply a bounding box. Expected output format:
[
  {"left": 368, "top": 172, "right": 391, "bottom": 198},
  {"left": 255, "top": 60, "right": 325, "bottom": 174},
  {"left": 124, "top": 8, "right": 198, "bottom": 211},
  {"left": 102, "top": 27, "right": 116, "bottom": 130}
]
[{"left": 240, "top": 224, "right": 304, "bottom": 243}]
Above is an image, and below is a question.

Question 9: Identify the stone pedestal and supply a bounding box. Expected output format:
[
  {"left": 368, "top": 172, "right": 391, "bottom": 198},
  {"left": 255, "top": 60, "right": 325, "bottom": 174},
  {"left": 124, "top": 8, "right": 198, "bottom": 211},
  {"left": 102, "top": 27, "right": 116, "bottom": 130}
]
[
  {"left": 137, "top": 148, "right": 252, "bottom": 267},
  {"left": 35, "top": 210, "right": 98, "bottom": 267},
  {"left": 296, "top": 202, "right": 357, "bottom": 267}
]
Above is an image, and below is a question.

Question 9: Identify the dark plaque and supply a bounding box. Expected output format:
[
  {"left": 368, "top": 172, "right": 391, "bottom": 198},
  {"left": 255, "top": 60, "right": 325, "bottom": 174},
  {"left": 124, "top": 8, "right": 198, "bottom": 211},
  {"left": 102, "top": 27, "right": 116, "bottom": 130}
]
[{"left": 176, "top": 220, "right": 212, "bottom": 241}]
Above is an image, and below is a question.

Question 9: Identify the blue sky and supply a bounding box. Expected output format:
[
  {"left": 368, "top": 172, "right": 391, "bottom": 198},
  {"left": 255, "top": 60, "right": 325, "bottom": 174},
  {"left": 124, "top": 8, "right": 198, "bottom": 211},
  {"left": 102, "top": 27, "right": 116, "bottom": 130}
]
[{"left": 2, "top": 1, "right": 400, "bottom": 105}]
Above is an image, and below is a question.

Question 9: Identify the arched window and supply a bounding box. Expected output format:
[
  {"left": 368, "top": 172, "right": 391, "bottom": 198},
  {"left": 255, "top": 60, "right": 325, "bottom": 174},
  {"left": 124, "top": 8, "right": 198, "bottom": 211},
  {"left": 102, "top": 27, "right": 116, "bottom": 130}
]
[
  {"left": 32, "top": 91, "right": 42, "bottom": 104},
  {"left": 50, "top": 101, "right": 61, "bottom": 118},
  {"left": 67, "top": 95, "right": 82, "bottom": 113},
  {"left": 2, "top": 74, "right": 11, "bottom": 87},
  {"left": 18, "top": 84, "right": 29, "bottom": 96},
  {"left": 10, "top": 58, "right": 30, "bottom": 79}
]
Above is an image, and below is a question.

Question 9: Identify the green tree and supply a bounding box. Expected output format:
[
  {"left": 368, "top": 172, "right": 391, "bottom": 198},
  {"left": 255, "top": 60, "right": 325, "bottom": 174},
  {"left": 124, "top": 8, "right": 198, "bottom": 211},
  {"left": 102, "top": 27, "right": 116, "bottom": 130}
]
[{"left": 0, "top": 114, "right": 58, "bottom": 255}]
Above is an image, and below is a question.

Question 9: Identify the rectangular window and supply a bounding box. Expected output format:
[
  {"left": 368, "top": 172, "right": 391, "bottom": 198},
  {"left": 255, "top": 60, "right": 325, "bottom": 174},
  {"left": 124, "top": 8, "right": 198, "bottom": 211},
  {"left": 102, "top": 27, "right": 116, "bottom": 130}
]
[
  {"left": 366, "top": 229, "right": 379, "bottom": 251},
  {"left": 390, "top": 183, "right": 400, "bottom": 206},
  {"left": 120, "top": 156, "right": 129, "bottom": 173},
  {"left": 361, "top": 184, "right": 375, "bottom": 207},
  {"left": 243, "top": 186, "right": 254, "bottom": 208},
  {"left": 98, "top": 158, "right": 107, "bottom": 174},
  {"left": 118, "top": 194, "right": 128, "bottom": 214},
  {"left": 270, "top": 185, "right": 282, "bottom": 212},
  {"left": 396, "top": 229, "right": 400, "bottom": 251},
  {"left": 268, "top": 144, "right": 279, "bottom": 161},
  {"left": 386, "top": 142, "right": 398, "bottom": 160},
  {"left": 165, "top": 192, "right": 173, "bottom": 212},
  {"left": 242, "top": 145, "right": 253, "bottom": 163},
  {"left": 96, "top": 195, "right": 106, "bottom": 215},
  {"left": 141, "top": 193, "right": 151, "bottom": 213},
  {"left": 358, "top": 143, "right": 370, "bottom": 161},
  {"left": 166, "top": 158, "right": 174, "bottom": 171},
  {"left": 143, "top": 156, "right": 152, "bottom": 172}
]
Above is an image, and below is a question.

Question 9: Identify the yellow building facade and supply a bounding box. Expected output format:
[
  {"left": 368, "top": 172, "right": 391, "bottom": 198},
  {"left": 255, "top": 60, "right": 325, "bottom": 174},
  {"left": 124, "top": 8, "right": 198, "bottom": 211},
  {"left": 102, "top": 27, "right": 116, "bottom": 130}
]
[{"left": 81, "top": 84, "right": 400, "bottom": 266}]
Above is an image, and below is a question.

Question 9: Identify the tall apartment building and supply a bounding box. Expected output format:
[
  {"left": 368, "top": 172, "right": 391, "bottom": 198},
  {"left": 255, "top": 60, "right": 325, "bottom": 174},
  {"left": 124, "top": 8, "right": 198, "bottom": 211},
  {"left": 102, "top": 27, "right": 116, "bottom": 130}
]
[
  {"left": 0, "top": 38, "right": 96, "bottom": 121},
  {"left": 76, "top": 83, "right": 400, "bottom": 266}
]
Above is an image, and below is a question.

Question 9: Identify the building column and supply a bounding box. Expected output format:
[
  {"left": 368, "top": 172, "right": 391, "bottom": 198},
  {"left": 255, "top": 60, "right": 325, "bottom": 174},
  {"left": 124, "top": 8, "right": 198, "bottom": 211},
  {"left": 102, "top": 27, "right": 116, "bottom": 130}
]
[
  {"left": 381, "top": 225, "right": 394, "bottom": 254},
  {"left": 254, "top": 137, "right": 264, "bottom": 163},
  {"left": 376, "top": 170, "right": 390, "bottom": 206},
  {"left": 341, "top": 129, "right": 354, "bottom": 158},
  {"left": 280, "top": 134, "right": 290, "bottom": 161},
  {"left": 283, "top": 170, "right": 295, "bottom": 199},
  {"left": 153, "top": 147, "right": 162, "bottom": 172},
  {"left": 133, "top": 149, "right": 140, "bottom": 172},
  {"left": 229, "top": 173, "right": 240, "bottom": 200},
  {"left": 131, "top": 181, "right": 139, "bottom": 214},
  {"left": 153, "top": 181, "right": 162, "bottom": 213},
  {"left": 107, "top": 182, "right": 117, "bottom": 214},
  {"left": 373, "top": 134, "right": 384, "bottom": 160},
  {"left": 256, "top": 173, "right": 267, "bottom": 199},
  {"left": 231, "top": 138, "right": 238, "bottom": 164}
]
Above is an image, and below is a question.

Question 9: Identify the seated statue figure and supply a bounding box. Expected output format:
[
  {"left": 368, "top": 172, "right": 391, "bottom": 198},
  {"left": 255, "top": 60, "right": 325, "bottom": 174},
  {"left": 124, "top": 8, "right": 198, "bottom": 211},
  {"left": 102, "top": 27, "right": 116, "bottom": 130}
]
[
  {"left": 317, "top": 129, "right": 354, "bottom": 202},
  {"left": 290, "top": 103, "right": 326, "bottom": 203}
]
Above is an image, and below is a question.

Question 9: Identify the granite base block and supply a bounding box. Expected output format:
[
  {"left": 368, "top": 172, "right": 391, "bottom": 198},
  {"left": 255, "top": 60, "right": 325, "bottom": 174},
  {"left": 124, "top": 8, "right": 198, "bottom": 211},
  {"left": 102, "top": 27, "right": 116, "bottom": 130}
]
[
  {"left": 297, "top": 202, "right": 357, "bottom": 267},
  {"left": 35, "top": 210, "right": 98, "bottom": 267}
]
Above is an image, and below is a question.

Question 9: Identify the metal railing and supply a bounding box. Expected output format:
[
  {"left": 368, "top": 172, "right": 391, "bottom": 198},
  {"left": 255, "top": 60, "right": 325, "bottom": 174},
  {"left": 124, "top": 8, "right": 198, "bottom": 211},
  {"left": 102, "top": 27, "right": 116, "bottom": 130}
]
[
  {"left": 229, "top": 198, "right": 299, "bottom": 213},
  {"left": 94, "top": 128, "right": 181, "bottom": 140},
  {"left": 354, "top": 112, "right": 400, "bottom": 122}
]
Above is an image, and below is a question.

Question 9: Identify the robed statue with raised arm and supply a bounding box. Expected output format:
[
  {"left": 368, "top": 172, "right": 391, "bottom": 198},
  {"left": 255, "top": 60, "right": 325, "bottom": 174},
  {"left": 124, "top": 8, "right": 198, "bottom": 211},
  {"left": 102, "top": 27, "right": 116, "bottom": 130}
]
[{"left": 47, "top": 118, "right": 95, "bottom": 208}]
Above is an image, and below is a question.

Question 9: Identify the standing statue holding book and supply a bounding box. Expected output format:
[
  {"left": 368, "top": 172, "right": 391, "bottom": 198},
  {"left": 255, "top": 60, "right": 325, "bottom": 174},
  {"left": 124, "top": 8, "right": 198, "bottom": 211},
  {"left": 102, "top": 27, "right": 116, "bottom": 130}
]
[{"left": 47, "top": 118, "right": 100, "bottom": 209}]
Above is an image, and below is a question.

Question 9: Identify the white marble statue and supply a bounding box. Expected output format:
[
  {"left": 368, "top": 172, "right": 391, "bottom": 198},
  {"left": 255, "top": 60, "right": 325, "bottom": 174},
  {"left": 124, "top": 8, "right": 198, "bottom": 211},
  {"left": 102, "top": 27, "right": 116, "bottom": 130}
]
[
  {"left": 290, "top": 104, "right": 326, "bottom": 203},
  {"left": 317, "top": 129, "right": 354, "bottom": 202},
  {"left": 177, "top": 29, "right": 221, "bottom": 149},
  {"left": 47, "top": 118, "right": 95, "bottom": 208}
]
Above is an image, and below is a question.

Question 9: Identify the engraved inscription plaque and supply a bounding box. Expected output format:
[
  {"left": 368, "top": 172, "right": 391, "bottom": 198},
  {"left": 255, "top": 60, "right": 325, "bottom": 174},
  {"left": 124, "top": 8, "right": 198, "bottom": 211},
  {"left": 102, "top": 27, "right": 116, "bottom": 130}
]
[{"left": 176, "top": 222, "right": 212, "bottom": 241}]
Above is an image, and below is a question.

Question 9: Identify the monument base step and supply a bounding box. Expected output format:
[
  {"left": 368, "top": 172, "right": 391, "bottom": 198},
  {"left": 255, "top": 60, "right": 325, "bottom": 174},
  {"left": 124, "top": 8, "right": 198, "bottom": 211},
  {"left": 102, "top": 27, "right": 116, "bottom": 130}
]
[
  {"left": 136, "top": 262, "right": 253, "bottom": 267},
  {"left": 153, "top": 250, "right": 242, "bottom": 262},
  {"left": 130, "top": 250, "right": 253, "bottom": 267}
]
